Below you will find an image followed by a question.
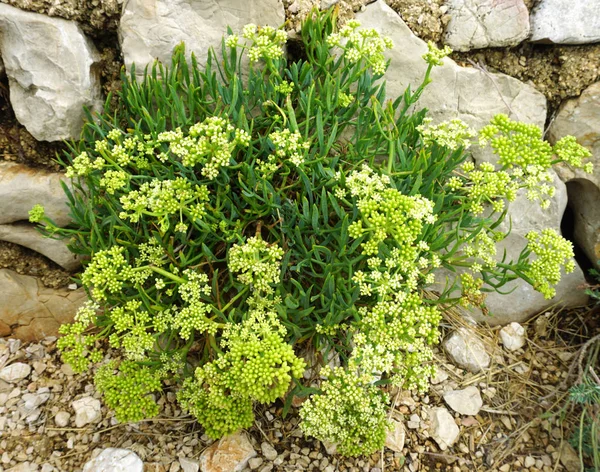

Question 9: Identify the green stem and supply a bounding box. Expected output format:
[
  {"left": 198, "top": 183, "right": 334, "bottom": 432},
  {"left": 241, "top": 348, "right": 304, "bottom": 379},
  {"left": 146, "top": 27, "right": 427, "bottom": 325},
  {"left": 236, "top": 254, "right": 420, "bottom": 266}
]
[{"left": 220, "top": 285, "right": 250, "bottom": 313}]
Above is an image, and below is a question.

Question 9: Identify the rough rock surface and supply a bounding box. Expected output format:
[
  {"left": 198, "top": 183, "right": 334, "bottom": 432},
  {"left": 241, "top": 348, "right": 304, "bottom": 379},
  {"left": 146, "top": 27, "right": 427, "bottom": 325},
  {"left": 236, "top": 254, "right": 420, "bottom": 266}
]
[
  {"left": 72, "top": 396, "right": 102, "bottom": 428},
  {"left": 443, "top": 386, "right": 483, "bottom": 415},
  {"left": 444, "top": 0, "right": 530, "bottom": 52},
  {"left": 199, "top": 432, "right": 257, "bottom": 472},
  {"left": 443, "top": 328, "right": 490, "bottom": 373},
  {"left": 357, "top": 1, "right": 547, "bottom": 133},
  {"left": 357, "top": 2, "right": 585, "bottom": 324},
  {"left": 0, "top": 269, "right": 86, "bottom": 341},
  {"left": 82, "top": 448, "right": 144, "bottom": 472},
  {"left": 0, "top": 162, "right": 72, "bottom": 227},
  {"left": 548, "top": 80, "right": 600, "bottom": 268},
  {"left": 530, "top": 0, "right": 600, "bottom": 45},
  {"left": 119, "top": 0, "right": 286, "bottom": 78},
  {"left": 0, "top": 4, "right": 103, "bottom": 141},
  {"left": 0, "top": 224, "right": 79, "bottom": 271},
  {"left": 500, "top": 322, "right": 527, "bottom": 351},
  {"left": 429, "top": 407, "right": 460, "bottom": 450},
  {"left": 0, "top": 362, "right": 31, "bottom": 383},
  {"left": 384, "top": 418, "right": 406, "bottom": 453}
]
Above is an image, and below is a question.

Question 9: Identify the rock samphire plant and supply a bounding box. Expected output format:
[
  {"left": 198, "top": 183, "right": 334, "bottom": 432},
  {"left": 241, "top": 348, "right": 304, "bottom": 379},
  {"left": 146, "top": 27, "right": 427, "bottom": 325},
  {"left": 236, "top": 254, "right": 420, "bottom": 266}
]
[{"left": 30, "top": 9, "right": 593, "bottom": 456}]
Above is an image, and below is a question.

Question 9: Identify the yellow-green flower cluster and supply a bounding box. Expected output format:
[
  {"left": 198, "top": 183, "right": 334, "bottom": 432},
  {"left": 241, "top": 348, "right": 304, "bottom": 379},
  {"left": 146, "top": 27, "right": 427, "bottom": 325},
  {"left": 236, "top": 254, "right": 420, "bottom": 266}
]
[
  {"left": 417, "top": 118, "right": 475, "bottom": 150},
  {"left": 81, "top": 246, "right": 132, "bottom": 301},
  {"left": 450, "top": 161, "right": 518, "bottom": 215},
  {"left": 326, "top": 20, "right": 393, "bottom": 75},
  {"left": 350, "top": 294, "right": 440, "bottom": 390},
  {"left": 229, "top": 237, "right": 284, "bottom": 293},
  {"left": 479, "top": 114, "right": 553, "bottom": 170},
  {"left": 158, "top": 117, "right": 250, "bottom": 179},
  {"left": 349, "top": 186, "right": 435, "bottom": 255},
  {"left": 28, "top": 204, "right": 45, "bottom": 223},
  {"left": 268, "top": 129, "right": 310, "bottom": 167},
  {"left": 174, "top": 269, "right": 216, "bottom": 340},
  {"left": 94, "top": 360, "right": 161, "bottom": 423},
  {"left": 422, "top": 41, "right": 452, "bottom": 66},
  {"left": 299, "top": 365, "right": 390, "bottom": 456},
  {"left": 463, "top": 230, "right": 498, "bottom": 269},
  {"left": 57, "top": 321, "right": 96, "bottom": 373},
  {"left": 178, "top": 296, "right": 305, "bottom": 438},
  {"left": 119, "top": 178, "right": 209, "bottom": 232},
  {"left": 553, "top": 135, "right": 593, "bottom": 173},
  {"left": 338, "top": 92, "right": 353, "bottom": 107},
  {"left": 459, "top": 272, "right": 485, "bottom": 307},
  {"left": 525, "top": 229, "right": 575, "bottom": 299},
  {"left": 109, "top": 300, "right": 154, "bottom": 360},
  {"left": 241, "top": 24, "right": 287, "bottom": 63},
  {"left": 274, "top": 80, "right": 294, "bottom": 95}
]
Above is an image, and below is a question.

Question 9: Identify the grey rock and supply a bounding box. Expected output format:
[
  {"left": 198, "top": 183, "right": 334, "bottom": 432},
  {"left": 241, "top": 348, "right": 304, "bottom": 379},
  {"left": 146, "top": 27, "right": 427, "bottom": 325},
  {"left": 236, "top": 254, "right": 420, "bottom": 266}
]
[
  {"left": 0, "top": 363, "right": 31, "bottom": 383},
  {"left": 429, "top": 407, "right": 460, "bottom": 450},
  {"left": 54, "top": 411, "right": 71, "bottom": 427},
  {"left": 119, "top": 0, "right": 285, "bottom": 78},
  {"left": 548, "top": 81, "right": 600, "bottom": 269},
  {"left": 384, "top": 418, "right": 406, "bottom": 452},
  {"left": 445, "top": 0, "right": 530, "bottom": 51},
  {"left": 0, "top": 223, "right": 80, "bottom": 271},
  {"left": 72, "top": 396, "right": 102, "bottom": 428},
  {"left": 499, "top": 322, "right": 526, "bottom": 351},
  {"left": 179, "top": 457, "right": 200, "bottom": 472},
  {"left": 443, "top": 386, "right": 483, "bottom": 415},
  {"left": 443, "top": 328, "right": 490, "bottom": 373},
  {"left": 357, "top": 1, "right": 547, "bottom": 136},
  {"left": 82, "top": 448, "right": 143, "bottom": 472},
  {"left": 530, "top": 0, "right": 600, "bottom": 45},
  {"left": 358, "top": 4, "right": 585, "bottom": 322},
  {"left": 0, "top": 4, "right": 102, "bottom": 141},
  {"left": 261, "top": 442, "right": 278, "bottom": 461},
  {"left": 0, "top": 162, "right": 72, "bottom": 227}
]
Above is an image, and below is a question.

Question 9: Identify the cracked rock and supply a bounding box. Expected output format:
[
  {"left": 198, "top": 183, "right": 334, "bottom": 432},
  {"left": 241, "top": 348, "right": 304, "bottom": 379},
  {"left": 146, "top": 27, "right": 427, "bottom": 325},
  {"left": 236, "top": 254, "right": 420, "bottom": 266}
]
[
  {"left": 0, "top": 363, "right": 31, "bottom": 383},
  {"left": 443, "top": 328, "right": 490, "bottom": 373},
  {"left": 72, "top": 396, "right": 102, "bottom": 428},
  {"left": 530, "top": 0, "right": 600, "bottom": 45},
  {"left": 444, "top": 0, "right": 530, "bottom": 51},
  {"left": 429, "top": 407, "right": 460, "bottom": 450},
  {"left": 0, "top": 3, "right": 102, "bottom": 141}
]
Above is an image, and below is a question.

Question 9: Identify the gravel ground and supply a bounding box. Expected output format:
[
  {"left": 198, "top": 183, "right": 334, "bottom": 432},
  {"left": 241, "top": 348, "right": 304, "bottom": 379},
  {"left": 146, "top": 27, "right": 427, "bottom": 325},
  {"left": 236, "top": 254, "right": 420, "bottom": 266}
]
[{"left": 0, "top": 306, "right": 595, "bottom": 472}]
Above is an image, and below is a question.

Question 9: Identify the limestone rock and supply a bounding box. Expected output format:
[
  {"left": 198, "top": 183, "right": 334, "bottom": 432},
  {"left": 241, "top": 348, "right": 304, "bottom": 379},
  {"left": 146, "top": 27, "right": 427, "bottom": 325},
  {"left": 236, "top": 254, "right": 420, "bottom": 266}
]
[
  {"left": 499, "top": 322, "right": 526, "bottom": 351},
  {"left": 260, "top": 442, "right": 278, "bottom": 461},
  {"left": 72, "top": 396, "right": 102, "bottom": 428},
  {"left": 444, "top": 0, "right": 530, "bottom": 51},
  {"left": 357, "top": 1, "right": 547, "bottom": 135},
  {"left": 180, "top": 457, "right": 201, "bottom": 472},
  {"left": 54, "top": 411, "right": 71, "bottom": 427},
  {"left": 119, "top": 0, "right": 285, "bottom": 78},
  {"left": 443, "top": 386, "right": 483, "bottom": 415},
  {"left": 443, "top": 328, "right": 490, "bottom": 373},
  {"left": 0, "top": 362, "right": 31, "bottom": 383},
  {"left": 530, "top": 0, "right": 600, "bottom": 45},
  {"left": 0, "top": 224, "right": 80, "bottom": 271},
  {"left": 0, "top": 269, "right": 86, "bottom": 342},
  {"left": 384, "top": 418, "right": 406, "bottom": 452},
  {"left": 357, "top": 3, "right": 585, "bottom": 323},
  {"left": 0, "top": 4, "right": 102, "bottom": 141},
  {"left": 0, "top": 162, "right": 72, "bottom": 227},
  {"left": 429, "top": 407, "right": 460, "bottom": 450},
  {"left": 548, "top": 81, "right": 600, "bottom": 269},
  {"left": 82, "top": 448, "right": 144, "bottom": 472},
  {"left": 559, "top": 442, "right": 582, "bottom": 472},
  {"left": 199, "top": 431, "right": 257, "bottom": 472}
]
